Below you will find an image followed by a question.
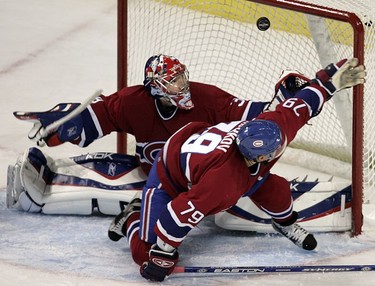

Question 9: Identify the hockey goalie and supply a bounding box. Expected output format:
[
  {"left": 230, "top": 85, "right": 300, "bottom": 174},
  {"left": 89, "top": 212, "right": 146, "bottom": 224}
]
[{"left": 7, "top": 55, "right": 363, "bottom": 233}]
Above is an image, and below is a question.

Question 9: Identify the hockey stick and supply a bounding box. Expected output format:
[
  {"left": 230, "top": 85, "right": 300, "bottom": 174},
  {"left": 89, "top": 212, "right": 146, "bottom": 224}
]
[{"left": 174, "top": 264, "right": 375, "bottom": 274}]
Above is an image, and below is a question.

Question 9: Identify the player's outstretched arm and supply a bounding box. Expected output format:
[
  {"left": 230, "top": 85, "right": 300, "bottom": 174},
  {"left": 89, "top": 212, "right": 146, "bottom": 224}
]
[
  {"left": 312, "top": 58, "right": 366, "bottom": 99},
  {"left": 273, "top": 58, "right": 366, "bottom": 119}
]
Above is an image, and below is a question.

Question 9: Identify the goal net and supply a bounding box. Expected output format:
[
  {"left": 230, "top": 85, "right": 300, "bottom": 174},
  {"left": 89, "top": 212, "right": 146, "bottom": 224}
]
[{"left": 118, "top": 0, "right": 375, "bottom": 235}]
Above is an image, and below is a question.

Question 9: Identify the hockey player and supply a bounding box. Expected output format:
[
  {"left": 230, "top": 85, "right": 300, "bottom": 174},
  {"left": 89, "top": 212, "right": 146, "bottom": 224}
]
[
  {"left": 8, "top": 54, "right": 268, "bottom": 214},
  {"left": 107, "top": 58, "right": 366, "bottom": 282}
]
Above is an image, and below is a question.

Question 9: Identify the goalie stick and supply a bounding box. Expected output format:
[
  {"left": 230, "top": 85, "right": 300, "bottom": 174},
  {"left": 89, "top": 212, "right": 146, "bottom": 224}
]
[
  {"left": 14, "top": 89, "right": 102, "bottom": 146},
  {"left": 173, "top": 264, "right": 375, "bottom": 274}
]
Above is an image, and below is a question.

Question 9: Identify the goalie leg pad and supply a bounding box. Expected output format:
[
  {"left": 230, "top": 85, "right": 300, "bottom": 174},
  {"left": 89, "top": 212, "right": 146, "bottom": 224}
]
[
  {"left": 215, "top": 180, "right": 352, "bottom": 232},
  {"left": 42, "top": 199, "right": 93, "bottom": 215},
  {"left": 8, "top": 147, "right": 148, "bottom": 215},
  {"left": 19, "top": 147, "right": 50, "bottom": 205},
  {"left": 7, "top": 163, "right": 43, "bottom": 212},
  {"left": 40, "top": 189, "right": 141, "bottom": 215},
  {"left": 7, "top": 147, "right": 58, "bottom": 212}
]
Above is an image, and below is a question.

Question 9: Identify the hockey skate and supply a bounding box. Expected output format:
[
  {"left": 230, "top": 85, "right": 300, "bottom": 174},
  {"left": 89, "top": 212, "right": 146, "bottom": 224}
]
[
  {"left": 108, "top": 192, "right": 142, "bottom": 241},
  {"left": 272, "top": 219, "right": 317, "bottom": 251}
]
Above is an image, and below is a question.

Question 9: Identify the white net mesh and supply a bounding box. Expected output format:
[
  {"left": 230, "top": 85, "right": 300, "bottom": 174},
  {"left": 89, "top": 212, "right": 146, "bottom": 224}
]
[{"left": 124, "top": 0, "right": 375, "bottom": 209}]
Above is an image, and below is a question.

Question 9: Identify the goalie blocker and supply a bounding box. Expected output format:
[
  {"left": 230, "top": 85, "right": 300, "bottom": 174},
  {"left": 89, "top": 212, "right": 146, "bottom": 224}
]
[{"left": 7, "top": 147, "right": 351, "bottom": 231}]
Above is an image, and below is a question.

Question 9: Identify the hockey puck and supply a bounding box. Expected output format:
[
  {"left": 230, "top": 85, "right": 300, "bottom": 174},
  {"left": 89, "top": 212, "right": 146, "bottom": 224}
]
[{"left": 256, "top": 17, "right": 271, "bottom": 31}]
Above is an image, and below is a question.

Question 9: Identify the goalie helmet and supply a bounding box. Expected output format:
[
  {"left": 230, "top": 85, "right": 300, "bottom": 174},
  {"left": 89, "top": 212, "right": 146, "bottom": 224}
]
[
  {"left": 236, "top": 120, "right": 286, "bottom": 163},
  {"left": 143, "top": 54, "right": 194, "bottom": 110}
]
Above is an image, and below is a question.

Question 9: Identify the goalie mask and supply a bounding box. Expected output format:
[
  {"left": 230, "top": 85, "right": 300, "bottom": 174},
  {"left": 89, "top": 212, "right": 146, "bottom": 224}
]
[
  {"left": 236, "top": 120, "right": 287, "bottom": 163},
  {"left": 143, "top": 54, "right": 194, "bottom": 110}
]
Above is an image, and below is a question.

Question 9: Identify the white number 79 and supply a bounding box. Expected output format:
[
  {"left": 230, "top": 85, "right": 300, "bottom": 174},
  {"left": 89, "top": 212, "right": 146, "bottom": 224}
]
[
  {"left": 282, "top": 98, "right": 306, "bottom": 117},
  {"left": 180, "top": 201, "right": 204, "bottom": 224}
]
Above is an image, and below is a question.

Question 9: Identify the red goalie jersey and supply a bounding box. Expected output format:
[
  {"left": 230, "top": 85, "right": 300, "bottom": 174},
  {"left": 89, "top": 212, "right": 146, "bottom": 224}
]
[{"left": 88, "top": 82, "right": 266, "bottom": 174}]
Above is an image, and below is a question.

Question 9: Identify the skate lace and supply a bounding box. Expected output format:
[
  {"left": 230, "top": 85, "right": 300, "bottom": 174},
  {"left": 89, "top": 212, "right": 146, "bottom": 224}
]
[
  {"left": 109, "top": 214, "right": 128, "bottom": 235},
  {"left": 280, "top": 223, "right": 308, "bottom": 245},
  {"left": 109, "top": 200, "right": 141, "bottom": 234}
]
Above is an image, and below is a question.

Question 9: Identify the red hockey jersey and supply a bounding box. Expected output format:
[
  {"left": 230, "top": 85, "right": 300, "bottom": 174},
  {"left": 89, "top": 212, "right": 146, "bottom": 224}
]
[{"left": 88, "top": 82, "right": 266, "bottom": 174}]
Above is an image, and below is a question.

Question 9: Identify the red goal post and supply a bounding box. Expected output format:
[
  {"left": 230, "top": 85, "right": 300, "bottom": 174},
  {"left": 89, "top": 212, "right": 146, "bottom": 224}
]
[{"left": 117, "top": 0, "right": 375, "bottom": 235}]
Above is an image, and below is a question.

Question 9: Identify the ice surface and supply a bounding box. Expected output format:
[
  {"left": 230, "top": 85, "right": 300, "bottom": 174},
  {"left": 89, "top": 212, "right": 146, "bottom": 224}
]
[
  {"left": 1, "top": 190, "right": 375, "bottom": 285},
  {"left": 1, "top": 1, "right": 375, "bottom": 285}
]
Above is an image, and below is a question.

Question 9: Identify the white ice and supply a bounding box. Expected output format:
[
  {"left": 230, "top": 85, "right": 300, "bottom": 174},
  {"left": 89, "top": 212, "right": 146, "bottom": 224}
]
[{"left": 1, "top": 1, "right": 375, "bottom": 285}]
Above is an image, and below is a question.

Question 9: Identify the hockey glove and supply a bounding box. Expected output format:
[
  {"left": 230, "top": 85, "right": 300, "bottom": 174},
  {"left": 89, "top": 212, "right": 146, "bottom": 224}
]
[
  {"left": 14, "top": 103, "right": 84, "bottom": 147},
  {"left": 267, "top": 70, "right": 311, "bottom": 111},
  {"left": 312, "top": 58, "right": 366, "bottom": 100},
  {"left": 140, "top": 244, "right": 179, "bottom": 282}
]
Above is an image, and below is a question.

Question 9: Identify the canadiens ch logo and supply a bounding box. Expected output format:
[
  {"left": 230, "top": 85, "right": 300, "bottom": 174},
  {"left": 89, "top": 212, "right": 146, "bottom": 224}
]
[{"left": 137, "top": 141, "right": 165, "bottom": 165}]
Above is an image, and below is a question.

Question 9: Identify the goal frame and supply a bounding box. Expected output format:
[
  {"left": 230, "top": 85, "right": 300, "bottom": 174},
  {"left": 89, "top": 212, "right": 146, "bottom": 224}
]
[{"left": 116, "top": 0, "right": 365, "bottom": 235}]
